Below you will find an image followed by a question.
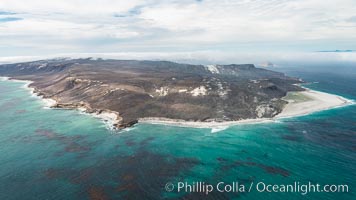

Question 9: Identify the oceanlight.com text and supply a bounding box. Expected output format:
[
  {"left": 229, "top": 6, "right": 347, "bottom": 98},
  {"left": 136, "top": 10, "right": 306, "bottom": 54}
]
[{"left": 165, "top": 181, "right": 349, "bottom": 195}]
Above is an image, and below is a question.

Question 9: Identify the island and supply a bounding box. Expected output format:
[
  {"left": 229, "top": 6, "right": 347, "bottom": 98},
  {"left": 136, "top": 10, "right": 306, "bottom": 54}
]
[{"left": 0, "top": 58, "right": 350, "bottom": 129}]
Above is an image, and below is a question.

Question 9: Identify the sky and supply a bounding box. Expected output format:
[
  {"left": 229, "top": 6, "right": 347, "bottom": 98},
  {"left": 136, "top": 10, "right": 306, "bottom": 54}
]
[{"left": 0, "top": 0, "right": 356, "bottom": 63}]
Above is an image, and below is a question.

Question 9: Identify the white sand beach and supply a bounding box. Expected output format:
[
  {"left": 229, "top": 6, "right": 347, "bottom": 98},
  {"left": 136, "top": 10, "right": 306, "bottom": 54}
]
[
  {"left": 276, "top": 88, "right": 352, "bottom": 118},
  {"left": 139, "top": 117, "right": 274, "bottom": 129},
  {"left": 139, "top": 88, "right": 354, "bottom": 130},
  {"left": 1, "top": 76, "right": 354, "bottom": 131}
]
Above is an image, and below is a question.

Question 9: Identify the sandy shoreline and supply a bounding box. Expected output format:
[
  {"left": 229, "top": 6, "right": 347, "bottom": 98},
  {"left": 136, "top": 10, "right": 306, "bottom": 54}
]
[
  {"left": 139, "top": 117, "right": 273, "bottom": 128},
  {"left": 139, "top": 88, "right": 354, "bottom": 130},
  {"left": 276, "top": 87, "right": 353, "bottom": 118},
  {"left": 1, "top": 76, "right": 354, "bottom": 131},
  {"left": 138, "top": 117, "right": 275, "bottom": 133}
]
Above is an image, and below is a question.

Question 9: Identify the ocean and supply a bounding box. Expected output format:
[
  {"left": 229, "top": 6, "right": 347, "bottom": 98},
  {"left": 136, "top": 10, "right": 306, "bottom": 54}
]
[{"left": 0, "top": 66, "right": 355, "bottom": 200}]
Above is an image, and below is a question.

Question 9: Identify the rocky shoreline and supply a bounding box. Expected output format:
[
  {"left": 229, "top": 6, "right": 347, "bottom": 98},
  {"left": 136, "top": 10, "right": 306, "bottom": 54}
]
[
  {"left": 0, "top": 59, "right": 311, "bottom": 129},
  {"left": 52, "top": 102, "right": 127, "bottom": 129},
  {"left": 2, "top": 74, "right": 354, "bottom": 131},
  {"left": 1, "top": 77, "right": 127, "bottom": 129},
  {"left": 139, "top": 89, "right": 354, "bottom": 130},
  {"left": 48, "top": 101, "right": 130, "bottom": 129}
]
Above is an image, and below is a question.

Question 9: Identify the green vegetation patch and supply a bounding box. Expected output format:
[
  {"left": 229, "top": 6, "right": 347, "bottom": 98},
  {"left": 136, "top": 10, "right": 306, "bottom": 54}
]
[{"left": 283, "top": 92, "right": 313, "bottom": 103}]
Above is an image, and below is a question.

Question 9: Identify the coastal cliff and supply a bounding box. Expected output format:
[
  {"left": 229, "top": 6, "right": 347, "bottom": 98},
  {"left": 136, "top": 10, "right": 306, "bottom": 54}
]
[{"left": 0, "top": 58, "right": 304, "bottom": 128}]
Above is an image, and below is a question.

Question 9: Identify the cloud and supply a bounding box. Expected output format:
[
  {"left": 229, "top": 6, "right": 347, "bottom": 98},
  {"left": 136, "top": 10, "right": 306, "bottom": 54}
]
[
  {"left": 0, "top": 11, "right": 16, "bottom": 15},
  {"left": 0, "top": 1, "right": 145, "bottom": 15},
  {"left": 0, "top": 17, "right": 22, "bottom": 23},
  {"left": 346, "top": 16, "right": 356, "bottom": 23},
  {"left": 2, "top": 51, "right": 356, "bottom": 66},
  {"left": 0, "top": 10, "right": 21, "bottom": 23},
  {"left": 0, "top": 0, "right": 356, "bottom": 56}
]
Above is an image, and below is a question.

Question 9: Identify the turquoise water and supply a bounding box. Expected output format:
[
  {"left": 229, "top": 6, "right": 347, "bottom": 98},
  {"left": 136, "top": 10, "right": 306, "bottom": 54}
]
[{"left": 0, "top": 71, "right": 355, "bottom": 200}]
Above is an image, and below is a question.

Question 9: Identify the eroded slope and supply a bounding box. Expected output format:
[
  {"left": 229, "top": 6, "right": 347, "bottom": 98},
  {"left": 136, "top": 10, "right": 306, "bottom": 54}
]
[{"left": 0, "top": 58, "right": 303, "bottom": 128}]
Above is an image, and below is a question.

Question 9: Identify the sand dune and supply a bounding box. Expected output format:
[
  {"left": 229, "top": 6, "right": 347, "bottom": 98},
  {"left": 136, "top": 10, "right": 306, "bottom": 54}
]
[
  {"left": 139, "top": 88, "right": 354, "bottom": 130},
  {"left": 1, "top": 76, "right": 353, "bottom": 131},
  {"left": 276, "top": 88, "right": 352, "bottom": 118}
]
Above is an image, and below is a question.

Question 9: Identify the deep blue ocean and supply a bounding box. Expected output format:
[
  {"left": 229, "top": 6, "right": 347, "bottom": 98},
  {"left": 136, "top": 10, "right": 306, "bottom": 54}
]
[{"left": 0, "top": 65, "right": 355, "bottom": 200}]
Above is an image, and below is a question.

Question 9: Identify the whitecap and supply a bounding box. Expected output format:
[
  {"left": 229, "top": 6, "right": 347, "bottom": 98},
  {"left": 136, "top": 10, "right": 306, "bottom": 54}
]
[
  {"left": 0, "top": 76, "right": 9, "bottom": 81},
  {"left": 211, "top": 126, "right": 229, "bottom": 133}
]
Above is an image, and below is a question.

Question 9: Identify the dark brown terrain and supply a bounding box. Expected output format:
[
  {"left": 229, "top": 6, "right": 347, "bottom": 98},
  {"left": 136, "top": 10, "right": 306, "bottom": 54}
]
[{"left": 0, "top": 58, "right": 303, "bottom": 128}]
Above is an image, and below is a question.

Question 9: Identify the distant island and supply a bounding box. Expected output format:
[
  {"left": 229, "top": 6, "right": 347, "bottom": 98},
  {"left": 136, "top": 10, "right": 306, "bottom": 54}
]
[
  {"left": 0, "top": 58, "right": 350, "bottom": 129},
  {"left": 317, "top": 50, "right": 354, "bottom": 52}
]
